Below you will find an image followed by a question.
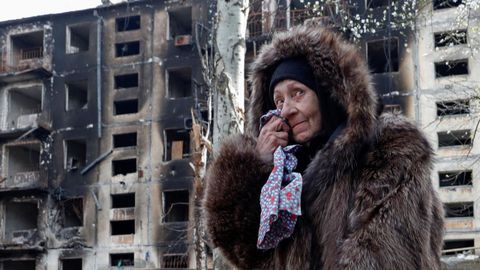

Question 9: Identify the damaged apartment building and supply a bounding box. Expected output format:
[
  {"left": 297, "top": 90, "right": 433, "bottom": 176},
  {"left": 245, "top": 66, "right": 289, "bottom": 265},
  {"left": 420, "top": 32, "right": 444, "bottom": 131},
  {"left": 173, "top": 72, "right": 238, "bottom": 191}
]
[
  {"left": 246, "top": 0, "right": 480, "bottom": 260},
  {"left": 0, "top": 0, "right": 211, "bottom": 269}
]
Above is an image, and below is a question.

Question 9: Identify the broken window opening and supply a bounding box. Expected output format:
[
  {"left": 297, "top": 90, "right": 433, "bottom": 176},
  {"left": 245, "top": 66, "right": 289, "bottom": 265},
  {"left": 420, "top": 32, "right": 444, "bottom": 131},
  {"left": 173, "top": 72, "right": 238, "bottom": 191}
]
[
  {"left": 434, "top": 30, "right": 467, "bottom": 48},
  {"left": 6, "top": 143, "right": 40, "bottom": 181},
  {"left": 62, "top": 198, "right": 83, "bottom": 228},
  {"left": 66, "top": 23, "right": 90, "bottom": 54},
  {"left": 169, "top": 7, "right": 192, "bottom": 40},
  {"left": 167, "top": 67, "right": 192, "bottom": 98},
  {"left": 443, "top": 239, "right": 474, "bottom": 255},
  {"left": 367, "top": 38, "right": 399, "bottom": 74},
  {"left": 111, "top": 220, "right": 135, "bottom": 235},
  {"left": 110, "top": 253, "right": 134, "bottom": 267},
  {"left": 435, "top": 59, "right": 469, "bottom": 78},
  {"left": 437, "top": 100, "right": 470, "bottom": 116},
  {"left": 438, "top": 130, "right": 472, "bottom": 147},
  {"left": 115, "top": 41, "right": 140, "bottom": 57},
  {"left": 5, "top": 201, "right": 38, "bottom": 237},
  {"left": 112, "top": 158, "right": 137, "bottom": 176},
  {"left": 116, "top": 15, "right": 141, "bottom": 32},
  {"left": 7, "top": 85, "right": 43, "bottom": 129},
  {"left": 444, "top": 202, "right": 474, "bottom": 218},
  {"left": 113, "top": 132, "right": 137, "bottom": 148},
  {"left": 366, "top": 0, "right": 388, "bottom": 9},
  {"left": 162, "top": 254, "right": 188, "bottom": 268},
  {"left": 163, "top": 190, "right": 189, "bottom": 222},
  {"left": 65, "top": 80, "right": 88, "bottom": 111},
  {"left": 10, "top": 31, "right": 44, "bottom": 66},
  {"left": 114, "top": 73, "right": 138, "bottom": 89},
  {"left": 434, "top": 0, "right": 463, "bottom": 10},
  {"left": 64, "top": 139, "right": 87, "bottom": 171},
  {"left": 114, "top": 99, "right": 138, "bottom": 115},
  {"left": 2, "top": 260, "right": 36, "bottom": 270},
  {"left": 164, "top": 129, "right": 190, "bottom": 161},
  {"left": 111, "top": 193, "right": 135, "bottom": 208},
  {"left": 60, "top": 258, "right": 82, "bottom": 270},
  {"left": 439, "top": 171, "right": 472, "bottom": 187}
]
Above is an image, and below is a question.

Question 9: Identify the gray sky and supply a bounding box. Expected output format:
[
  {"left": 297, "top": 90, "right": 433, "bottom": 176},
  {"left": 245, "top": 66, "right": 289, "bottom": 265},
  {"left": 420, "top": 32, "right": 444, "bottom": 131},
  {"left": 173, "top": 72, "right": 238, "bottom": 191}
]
[{"left": 0, "top": 0, "right": 123, "bottom": 22}]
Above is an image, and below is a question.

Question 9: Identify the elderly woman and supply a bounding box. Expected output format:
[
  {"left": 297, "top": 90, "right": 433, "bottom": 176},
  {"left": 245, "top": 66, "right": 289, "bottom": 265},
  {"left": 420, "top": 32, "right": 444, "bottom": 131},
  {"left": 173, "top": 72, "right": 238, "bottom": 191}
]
[{"left": 203, "top": 25, "right": 444, "bottom": 269}]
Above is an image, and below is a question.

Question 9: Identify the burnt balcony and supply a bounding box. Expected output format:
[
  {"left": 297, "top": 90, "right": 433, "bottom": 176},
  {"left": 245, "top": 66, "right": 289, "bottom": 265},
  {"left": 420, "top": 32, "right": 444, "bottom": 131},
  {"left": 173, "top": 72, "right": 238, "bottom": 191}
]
[
  {"left": 0, "top": 142, "right": 46, "bottom": 192},
  {"left": 0, "top": 31, "right": 51, "bottom": 83}
]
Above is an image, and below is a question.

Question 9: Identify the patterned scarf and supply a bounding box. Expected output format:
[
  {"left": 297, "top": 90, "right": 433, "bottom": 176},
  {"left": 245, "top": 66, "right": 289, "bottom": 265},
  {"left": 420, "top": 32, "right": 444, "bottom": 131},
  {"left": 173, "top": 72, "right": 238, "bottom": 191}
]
[{"left": 257, "top": 109, "right": 303, "bottom": 250}]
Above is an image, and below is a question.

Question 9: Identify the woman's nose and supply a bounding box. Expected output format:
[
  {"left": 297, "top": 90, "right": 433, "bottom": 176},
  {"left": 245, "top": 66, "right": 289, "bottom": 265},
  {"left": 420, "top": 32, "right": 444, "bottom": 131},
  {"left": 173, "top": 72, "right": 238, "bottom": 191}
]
[{"left": 280, "top": 100, "right": 296, "bottom": 119}]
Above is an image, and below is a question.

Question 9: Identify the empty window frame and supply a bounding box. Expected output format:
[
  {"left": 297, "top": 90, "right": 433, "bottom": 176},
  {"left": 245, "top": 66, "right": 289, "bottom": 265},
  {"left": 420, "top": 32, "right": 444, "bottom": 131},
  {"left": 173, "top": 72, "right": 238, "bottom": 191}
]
[
  {"left": 167, "top": 67, "right": 192, "bottom": 98},
  {"left": 366, "top": 0, "right": 388, "bottom": 9},
  {"left": 162, "top": 254, "right": 188, "bottom": 268},
  {"left": 7, "top": 85, "right": 43, "bottom": 128},
  {"left": 435, "top": 59, "right": 469, "bottom": 78},
  {"left": 66, "top": 80, "right": 88, "bottom": 111},
  {"left": 434, "top": 30, "right": 467, "bottom": 48},
  {"left": 111, "top": 220, "right": 135, "bottom": 235},
  {"left": 444, "top": 202, "right": 474, "bottom": 218},
  {"left": 164, "top": 129, "right": 190, "bottom": 161},
  {"left": 433, "top": 0, "right": 463, "bottom": 10},
  {"left": 436, "top": 100, "right": 470, "bottom": 116},
  {"left": 168, "top": 7, "right": 192, "bottom": 38},
  {"left": 110, "top": 253, "right": 134, "bottom": 267},
  {"left": 64, "top": 139, "right": 87, "bottom": 171},
  {"left": 62, "top": 198, "right": 83, "bottom": 227},
  {"left": 163, "top": 190, "right": 189, "bottom": 222},
  {"left": 443, "top": 239, "right": 474, "bottom": 255},
  {"left": 2, "top": 260, "right": 36, "bottom": 270},
  {"left": 113, "top": 132, "right": 137, "bottom": 148},
  {"left": 114, "top": 73, "right": 138, "bottom": 89},
  {"left": 5, "top": 201, "right": 38, "bottom": 235},
  {"left": 10, "top": 31, "right": 44, "bottom": 64},
  {"left": 114, "top": 99, "right": 138, "bottom": 115},
  {"left": 111, "top": 193, "right": 135, "bottom": 208},
  {"left": 367, "top": 38, "right": 399, "bottom": 74},
  {"left": 60, "top": 258, "right": 82, "bottom": 270},
  {"left": 6, "top": 143, "right": 40, "bottom": 180},
  {"left": 116, "top": 15, "right": 141, "bottom": 32},
  {"left": 66, "top": 23, "right": 90, "bottom": 54},
  {"left": 112, "top": 158, "right": 137, "bottom": 176},
  {"left": 439, "top": 171, "right": 472, "bottom": 187},
  {"left": 115, "top": 41, "right": 140, "bottom": 57},
  {"left": 438, "top": 130, "right": 472, "bottom": 147}
]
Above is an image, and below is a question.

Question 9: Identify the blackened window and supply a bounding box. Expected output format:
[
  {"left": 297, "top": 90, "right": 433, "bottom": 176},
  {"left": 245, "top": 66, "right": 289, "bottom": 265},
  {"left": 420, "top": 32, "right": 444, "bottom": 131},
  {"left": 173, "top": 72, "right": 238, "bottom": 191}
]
[
  {"left": 111, "top": 193, "right": 135, "bottom": 208},
  {"left": 367, "top": 38, "right": 399, "bottom": 73},
  {"left": 110, "top": 253, "right": 134, "bottom": 267},
  {"left": 434, "top": 30, "right": 467, "bottom": 47},
  {"left": 438, "top": 130, "right": 472, "bottom": 147},
  {"left": 116, "top": 15, "right": 141, "bottom": 32},
  {"left": 444, "top": 202, "right": 474, "bottom": 218},
  {"left": 443, "top": 239, "right": 474, "bottom": 255},
  {"left": 434, "top": 0, "right": 463, "bottom": 10},
  {"left": 435, "top": 59, "right": 469, "bottom": 77},
  {"left": 115, "top": 41, "right": 140, "bottom": 57},
  {"left": 114, "top": 73, "right": 138, "bottom": 89},
  {"left": 113, "top": 132, "right": 137, "bottom": 148},
  {"left": 114, "top": 99, "right": 138, "bottom": 115},
  {"left": 436, "top": 100, "right": 470, "bottom": 116},
  {"left": 439, "top": 171, "right": 472, "bottom": 187}
]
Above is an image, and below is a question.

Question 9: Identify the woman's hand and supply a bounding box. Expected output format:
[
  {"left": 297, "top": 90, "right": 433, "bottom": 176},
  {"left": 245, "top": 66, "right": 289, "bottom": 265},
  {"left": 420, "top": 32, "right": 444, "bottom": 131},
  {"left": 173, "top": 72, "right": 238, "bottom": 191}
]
[{"left": 256, "top": 116, "right": 290, "bottom": 163}]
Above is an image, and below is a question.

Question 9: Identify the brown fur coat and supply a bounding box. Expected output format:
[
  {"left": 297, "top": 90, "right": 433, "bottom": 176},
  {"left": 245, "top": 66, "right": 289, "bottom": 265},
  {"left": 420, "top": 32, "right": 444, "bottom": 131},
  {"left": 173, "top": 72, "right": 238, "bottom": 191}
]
[{"left": 203, "top": 25, "right": 444, "bottom": 270}]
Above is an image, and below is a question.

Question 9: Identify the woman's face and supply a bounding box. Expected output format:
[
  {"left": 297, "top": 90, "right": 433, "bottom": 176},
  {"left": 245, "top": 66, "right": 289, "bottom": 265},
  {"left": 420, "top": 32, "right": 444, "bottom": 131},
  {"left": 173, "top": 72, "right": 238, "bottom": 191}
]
[{"left": 273, "top": 79, "right": 322, "bottom": 143}]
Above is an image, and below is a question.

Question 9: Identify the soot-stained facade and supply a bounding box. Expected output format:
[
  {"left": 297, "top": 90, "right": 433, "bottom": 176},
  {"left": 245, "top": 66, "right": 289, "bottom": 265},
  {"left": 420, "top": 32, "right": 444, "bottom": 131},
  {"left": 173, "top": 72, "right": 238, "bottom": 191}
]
[{"left": 0, "top": 0, "right": 210, "bottom": 269}]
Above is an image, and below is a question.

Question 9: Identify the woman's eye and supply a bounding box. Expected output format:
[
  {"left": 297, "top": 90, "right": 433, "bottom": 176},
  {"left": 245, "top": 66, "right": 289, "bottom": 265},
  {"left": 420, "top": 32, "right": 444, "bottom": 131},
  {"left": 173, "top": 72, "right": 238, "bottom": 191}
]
[
  {"left": 275, "top": 99, "right": 284, "bottom": 108},
  {"left": 294, "top": 89, "right": 304, "bottom": 97}
]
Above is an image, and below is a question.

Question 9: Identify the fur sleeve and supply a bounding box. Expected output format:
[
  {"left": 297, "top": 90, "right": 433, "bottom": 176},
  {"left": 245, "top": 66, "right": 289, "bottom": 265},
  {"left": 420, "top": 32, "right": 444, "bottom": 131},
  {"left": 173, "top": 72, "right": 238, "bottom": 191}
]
[
  {"left": 337, "top": 116, "right": 444, "bottom": 270},
  {"left": 203, "top": 134, "right": 275, "bottom": 269}
]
